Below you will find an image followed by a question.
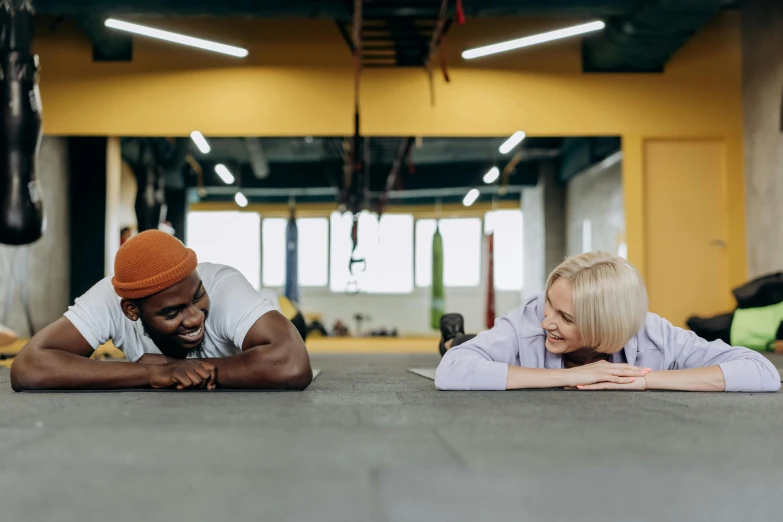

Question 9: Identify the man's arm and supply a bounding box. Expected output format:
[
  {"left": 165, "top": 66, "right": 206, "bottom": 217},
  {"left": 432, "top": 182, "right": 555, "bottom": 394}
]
[
  {"left": 198, "top": 311, "right": 312, "bottom": 390},
  {"left": 11, "top": 318, "right": 152, "bottom": 391},
  {"left": 11, "top": 318, "right": 216, "bottom": 392},
  {"left": 137, "top": 354, "right": 174, "bottom": 365}
]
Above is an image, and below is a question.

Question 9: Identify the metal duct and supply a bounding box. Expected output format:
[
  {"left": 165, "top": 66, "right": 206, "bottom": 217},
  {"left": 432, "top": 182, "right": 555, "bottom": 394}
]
[{"left": 583, "top": 0, "right": 727, "bottom": 72}]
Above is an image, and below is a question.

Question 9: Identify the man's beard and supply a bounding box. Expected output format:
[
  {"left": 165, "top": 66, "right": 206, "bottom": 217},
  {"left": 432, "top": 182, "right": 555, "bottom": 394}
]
[{"left": 139, "top": 318, "right": 205, "bottom": 359}]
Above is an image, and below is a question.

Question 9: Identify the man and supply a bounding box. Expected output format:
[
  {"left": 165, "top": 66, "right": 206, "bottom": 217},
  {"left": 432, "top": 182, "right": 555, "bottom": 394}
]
[
  {"left": 11, "top": 230, "right": 312, "bottom": 391},
  {"left": 258, "top": 288, "right": 308, "bottom": 342},
  {"left": 120, "top": 226, "right": 132, "bottom": 246}
]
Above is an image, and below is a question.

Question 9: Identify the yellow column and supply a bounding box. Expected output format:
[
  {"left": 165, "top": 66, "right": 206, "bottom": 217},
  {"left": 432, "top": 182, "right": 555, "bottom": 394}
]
[
  {"left": 621, "top": 134, "right": 646, "bottom": 280},
  {"left": 724, "top": 132, "right": 748, "bottom": 288}
]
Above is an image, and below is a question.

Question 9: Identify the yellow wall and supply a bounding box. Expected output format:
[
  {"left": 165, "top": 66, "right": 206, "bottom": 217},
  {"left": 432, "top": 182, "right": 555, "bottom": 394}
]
[
  {"left": 34, "top": 14, "right": 746, "bottom": 321},
  {"left": 644, "top": 140, "right": 734, "bottom": 325}
]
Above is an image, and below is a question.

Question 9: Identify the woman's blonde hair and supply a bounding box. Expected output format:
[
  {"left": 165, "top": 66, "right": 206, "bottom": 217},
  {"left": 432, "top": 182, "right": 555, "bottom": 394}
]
[{"left": 545, "top": 251, "right": 648, "bottom": 354}]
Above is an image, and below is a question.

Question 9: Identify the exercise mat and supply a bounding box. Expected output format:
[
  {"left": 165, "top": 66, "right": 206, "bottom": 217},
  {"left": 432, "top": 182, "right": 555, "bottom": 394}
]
[
  {"left": 19, "top": 369, "right": 321, "bottom": 393},
  {"left": 407, "top": 368, "right": 436, "bottom": 381}
]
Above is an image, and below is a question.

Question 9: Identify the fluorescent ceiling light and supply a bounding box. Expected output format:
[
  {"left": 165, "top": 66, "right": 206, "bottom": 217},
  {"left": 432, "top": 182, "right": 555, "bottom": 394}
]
[
  {"left": 105, "top": 19, "right": 249, "bottom": 58},
  {"left": 215, "top": 164, "right": 235, "bottom": 184},
  {"left": 235, "top": 192, "right": 248, "bottom": 208},
  {"left": 190, "top": 131, "right": 211, "bottom": 154},
  {"left": 483, "top": 167, "right": 500, "bottom": 184},
  {"left": 462, "top": 21, "right": 605, "bottom": 60},
  {"left": 499, "top": 131, "right": 526, "bottom": 154},
  {"left": 463, "top": 188, "right": 480, "bottom": 207}
]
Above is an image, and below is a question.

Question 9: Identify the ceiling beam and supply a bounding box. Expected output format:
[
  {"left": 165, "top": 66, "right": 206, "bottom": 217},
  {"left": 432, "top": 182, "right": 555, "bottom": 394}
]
[{"left": 199, "top": 184, "right": 523, "bottom": 199}]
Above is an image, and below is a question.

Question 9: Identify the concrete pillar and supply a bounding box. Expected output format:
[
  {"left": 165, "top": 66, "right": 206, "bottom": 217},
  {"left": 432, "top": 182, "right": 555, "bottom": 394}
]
[
  {"left": 742, "top": 0, "right": 783, "bottom": 277},
  {"left": 0, "top": 137, "right": 70, "bottom": 335},
  {"left": 542, "top": 160, "right": 566, "bottom": 276},
  {"left": 565, "top": 153, "right": 624, "bottom": 257},
  {"left": 522, "top": 182, "right": 544, "bottom": 299},
  {"left": 522, "top": 160, "right": 566, "bottom": 299}
]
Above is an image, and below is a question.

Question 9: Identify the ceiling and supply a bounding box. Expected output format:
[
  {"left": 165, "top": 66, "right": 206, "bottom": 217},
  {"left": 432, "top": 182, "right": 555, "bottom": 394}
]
[
  {"left": 36, "top": 0, "right": 736, "bottom": 70},
  {"left": 36, "top": 0, "right": 729, "bottom": 207}
]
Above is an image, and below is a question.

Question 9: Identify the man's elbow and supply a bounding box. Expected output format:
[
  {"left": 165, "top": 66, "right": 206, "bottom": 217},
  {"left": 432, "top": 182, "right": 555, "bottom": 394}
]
[
  {"left": 275, "top": 355, "right": 312, "bottom": 390},
  {"left": 285, "top": 362, "right": 313, "bottom": 391},
  {"left": 254, "top": 340, "right": 312, "bottom": 390},
  {"left": 10, "top": 348, "right": 45, "bottom": 392}
]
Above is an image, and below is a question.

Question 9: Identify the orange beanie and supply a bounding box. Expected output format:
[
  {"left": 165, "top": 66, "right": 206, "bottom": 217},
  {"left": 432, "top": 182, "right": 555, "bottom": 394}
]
[{"left": 111, "top": 230, "right": 198, "bottom": 299}]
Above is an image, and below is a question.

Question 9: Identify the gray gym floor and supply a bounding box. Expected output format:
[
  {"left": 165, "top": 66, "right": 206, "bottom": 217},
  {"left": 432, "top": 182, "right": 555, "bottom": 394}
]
[{"left": 2, "top": 353, "right": 783, "bottom": 522}]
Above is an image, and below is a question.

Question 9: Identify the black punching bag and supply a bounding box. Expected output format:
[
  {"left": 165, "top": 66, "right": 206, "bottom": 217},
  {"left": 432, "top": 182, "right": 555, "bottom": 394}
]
[
  {"left": 0, "top": 1, "right": 44, "bottom": 245},
  {"left": 133, "top": 165, "right": 165, "bottom": 232}
]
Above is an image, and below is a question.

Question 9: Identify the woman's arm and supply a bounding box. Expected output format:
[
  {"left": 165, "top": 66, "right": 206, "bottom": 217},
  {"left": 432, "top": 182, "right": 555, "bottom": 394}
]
[
  {"left": 660, "top": 318, "right": 780, "bottom": 392},
  {"left": 507, "top": 363, "right": 650, "bottom": 390},
  {"left": 645, "top": 366, "right": 725, "bottom": 391},
  {"left": 435, "top": 316, "right": 520, "bottom": 390},
  {"left": 578, "top": 318, "right": 780, "bottom": 392},
  {"left": 435, "top": 311, "right": 651, "bottom": 391},
  {"left": 575, "top": 366, "right": 725, "bottom": 391}
]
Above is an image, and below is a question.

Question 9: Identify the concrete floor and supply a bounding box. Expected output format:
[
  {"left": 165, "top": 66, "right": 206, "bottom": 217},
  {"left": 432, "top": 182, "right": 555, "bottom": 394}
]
[{"left": 2, "top": 353, "right": 783, "bottom": 521}]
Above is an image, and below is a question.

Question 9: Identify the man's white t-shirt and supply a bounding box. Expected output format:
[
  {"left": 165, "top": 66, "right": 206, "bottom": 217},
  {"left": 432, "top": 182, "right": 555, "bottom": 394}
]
[{"left": 64, "top": 263, "right": 275, "bottom": 362}]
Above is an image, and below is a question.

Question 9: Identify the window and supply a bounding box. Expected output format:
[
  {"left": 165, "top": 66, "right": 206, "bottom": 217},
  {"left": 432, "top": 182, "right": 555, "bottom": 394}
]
[
  {"left": 329, "top": 211, "right": 353, "bottom": 292},
  {"left": 485, "top": 210, "right": 523, "bottom": 291},
  {"left": 262, "top": 218, "right": 286, "bottom": 287},
  {"left": 262, "top": 217, "right": 329, "bottom": 288},
  {"left": 186, "top": 211, "right": 261, "bottom": 290},
  {"left": 581, "top": 219, "right": 592, "bottom": 253},
  {"left": 297, "top": 218, "right": 329, "bottom": 287},
  {"left": 417, "top": 218, "right": 482, "bottom": 288},
  {"left": 440, "top": 218, "right": 482, "bottom": 287},
  {"left": 330, "top": 211, "right": 414, "bottom": 293}
]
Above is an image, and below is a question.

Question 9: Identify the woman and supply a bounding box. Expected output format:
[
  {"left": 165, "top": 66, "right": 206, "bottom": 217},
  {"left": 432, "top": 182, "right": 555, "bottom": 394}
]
[{"left": 435, "top": 252, "right": 781, "bottom": 392}]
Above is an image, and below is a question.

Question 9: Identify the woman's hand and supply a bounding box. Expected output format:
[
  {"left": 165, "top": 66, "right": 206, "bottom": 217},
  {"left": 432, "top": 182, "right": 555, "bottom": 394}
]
[
  {"left": 562, "top": 360, "right": 651, "bottom": 388},
  {"left": 574, "top": 376, "right": 649, "bottom": 391}
]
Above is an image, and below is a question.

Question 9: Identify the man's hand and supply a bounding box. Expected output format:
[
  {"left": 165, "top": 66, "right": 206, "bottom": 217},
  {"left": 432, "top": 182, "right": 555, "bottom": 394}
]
[
  {"left": 562, "top": 360, "right": 651, "bottom": 388},
  {"left": 146, "top": 360, "right": 217, "bottom": 390}
]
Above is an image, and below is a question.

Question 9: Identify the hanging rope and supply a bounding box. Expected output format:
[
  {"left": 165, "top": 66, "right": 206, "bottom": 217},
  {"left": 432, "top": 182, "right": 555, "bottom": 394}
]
[
  {"left": 499, "top": 150, "right": 525, "bottom": 196},
  {"left": 345, "top": 0, "right": 364, "bottom": 195},
  {"left": 424, "top": 0, "right": 453, "bottom": 106}
]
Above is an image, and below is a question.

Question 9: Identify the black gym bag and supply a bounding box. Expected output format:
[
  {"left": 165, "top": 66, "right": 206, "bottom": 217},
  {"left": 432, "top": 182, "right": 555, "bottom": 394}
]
[{"left": 732, "top": 272, "right": 783, "bottom": 309}]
